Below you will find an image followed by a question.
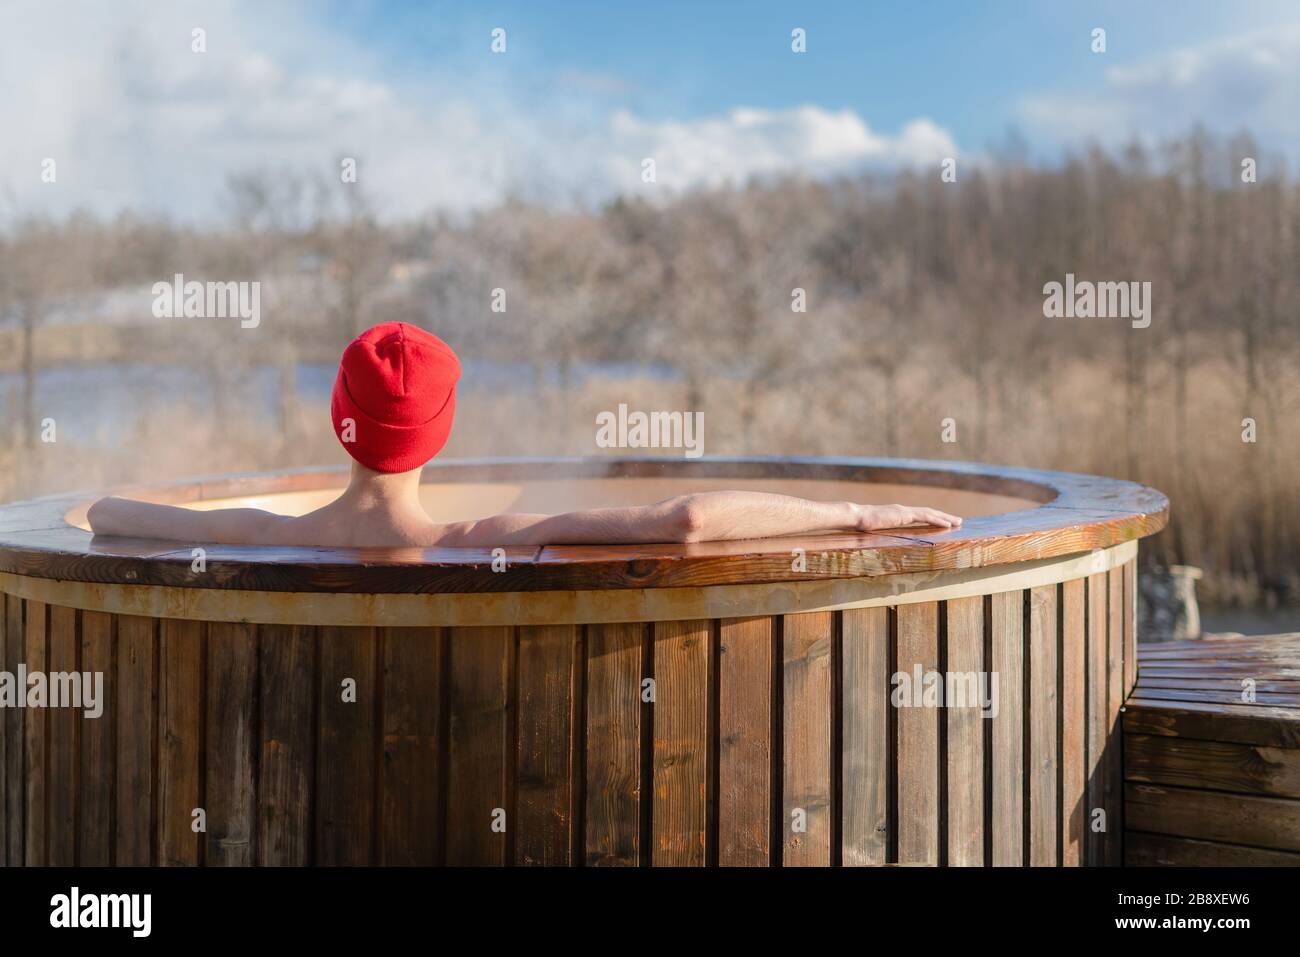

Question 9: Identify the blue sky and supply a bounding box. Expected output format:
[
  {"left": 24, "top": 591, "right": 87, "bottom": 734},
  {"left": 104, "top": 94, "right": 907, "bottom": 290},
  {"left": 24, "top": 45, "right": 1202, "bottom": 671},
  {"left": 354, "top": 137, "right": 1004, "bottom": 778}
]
[
  {"left": 2, "top": 0, "right": 1298, "bottom": 221},
  {"left": 325, "top": 0, "right": 1300, "bottom": 152}
]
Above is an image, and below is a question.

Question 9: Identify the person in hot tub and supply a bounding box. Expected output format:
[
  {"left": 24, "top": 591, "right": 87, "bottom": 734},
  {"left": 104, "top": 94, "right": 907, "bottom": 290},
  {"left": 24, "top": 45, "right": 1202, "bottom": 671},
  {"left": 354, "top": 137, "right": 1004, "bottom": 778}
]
[{"left": 88, "top": 323, "right": 961, "bottom": 547}]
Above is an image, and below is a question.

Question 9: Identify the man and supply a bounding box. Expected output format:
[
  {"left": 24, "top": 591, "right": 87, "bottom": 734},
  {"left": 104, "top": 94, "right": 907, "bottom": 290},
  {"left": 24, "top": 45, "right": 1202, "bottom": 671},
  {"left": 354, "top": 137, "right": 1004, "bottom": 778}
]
[{"left": 89, "top": 323, "right": 960, "bottom": 546}]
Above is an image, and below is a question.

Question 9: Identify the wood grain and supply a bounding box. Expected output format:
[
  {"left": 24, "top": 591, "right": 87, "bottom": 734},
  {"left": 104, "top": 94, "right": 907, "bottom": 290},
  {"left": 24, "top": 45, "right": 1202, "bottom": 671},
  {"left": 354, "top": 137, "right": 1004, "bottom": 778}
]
[
  {"left": 651, "top": 619, "right": 711, "bottom": 866},
  {"left": 1106, "top": 568, "right": 1124, "bottom": 866},
  {"left": 584, "top": 623, "right": 643, "bottom": 866},
  {"left": 1060, "top": 579, "right": 1086, "bottom": 866},
  {"left": 1085, "top": 572, "right": 1108, "bottom": 866},
  {"left": 1125, "top": 698, "right": 1300, "bottom": 749},
  {"left": 0, "top": 542, "right": 1139, "bottom": 631},
  {"left": 1028, "top": 585, "right": 1058, "bottom": 866},
  {"left": 23, "top": 600, "right": 46, "bottom": 866},
  {"left": 1126, "top": 831, "right": 1300, "bottom": 867},
  {"left": 895, "top": 603, "right": 939, "bottom": 865},
  {"left": 115, "top": 615, "right": 156, "bottom": 865},
  {"left": 1123, "top": 561, "right": 1136, "bottom": 696},
  {"left": 783, "top": 611, "right": 833, "bottom": 866},
  {"left": 0, "top": 458, "right": 1168, "bottom": 594},
  {"left": 1, "top": 594, "right": 20, "bottom": 866},
  {"left": 258, "top": 624, "right": 315, "bottom": 865},
  {"left": 446, "top": 626, "right": 513, "bottom": 866},
  {"left": 205, "top": 621, "right": 257, "bottom": 866},
  {"left": 718, "top": 616, "right": 774, "bottom": 867},
  {"left": 989, "top": 590, "right": 1024, "bottom": 865},
  {"left": 0, "top": 593, "right": 8, "bottom": 866},
  {"left": 78, "top": 611, "right": 114, "bottom": 865},
  {"left": 1125, "top": 782, "right": 1300, "bottom": 851},
  {"left": 841, "top": 606, "right": 890, "bottom": 866},
  {"left": 1125, "top": 733, "right": 1300, "bottom": 798},
  {"left": 1123, "top": 634, "right": 1300, "bottom": 866},
  {"left": 515, "top": 624, "right": 580, "bottom": 865},
  {"left": 315, "top": 625, "right": 376, "bottom": 865},
  {"left": 158, "top": 617, "right": 203, "bottom": 866},
  {"left": 46, "top": 604, "right": 78, "bottom": 865},
  {"left": 378, "top": 626, "right": 443, "bottom": 866},
  {"left": 945, "top": 597, "right": 984, "bottom": 866}
]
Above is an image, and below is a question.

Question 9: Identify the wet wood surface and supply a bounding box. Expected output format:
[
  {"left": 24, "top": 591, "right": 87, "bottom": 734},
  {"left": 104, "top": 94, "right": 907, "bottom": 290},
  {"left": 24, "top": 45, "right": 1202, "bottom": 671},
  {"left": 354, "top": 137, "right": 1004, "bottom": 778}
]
[
  {"left": 0, "top": 458, "right": 1167, "bottom": 593},
  {"left": 1124, "top": 634, "right": 1300, "bottom": 866}
]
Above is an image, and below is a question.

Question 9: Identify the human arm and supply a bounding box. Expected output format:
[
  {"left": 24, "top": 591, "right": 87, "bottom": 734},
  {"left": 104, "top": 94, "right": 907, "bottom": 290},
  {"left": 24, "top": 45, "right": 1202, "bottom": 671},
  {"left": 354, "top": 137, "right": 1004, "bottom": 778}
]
[
  {"left": 434, "top": 490, "right": 961, "bottom": 547},
  {"left": 86, "top": 496, "right": 290, "bottom": 545}
]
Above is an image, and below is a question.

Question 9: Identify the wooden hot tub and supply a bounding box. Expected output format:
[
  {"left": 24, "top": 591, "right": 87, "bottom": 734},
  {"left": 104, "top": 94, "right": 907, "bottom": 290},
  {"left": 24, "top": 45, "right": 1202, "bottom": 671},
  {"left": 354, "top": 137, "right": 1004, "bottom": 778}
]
[{"left": 0, "top": 457, "right": 1167, "bottom": 867}]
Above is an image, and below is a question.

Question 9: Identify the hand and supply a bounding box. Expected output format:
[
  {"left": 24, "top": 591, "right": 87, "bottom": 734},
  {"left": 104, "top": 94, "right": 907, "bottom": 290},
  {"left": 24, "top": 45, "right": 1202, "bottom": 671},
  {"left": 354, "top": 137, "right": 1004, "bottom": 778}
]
[{"left": 855, "top": 503, "right": 963, "bottom": 531}]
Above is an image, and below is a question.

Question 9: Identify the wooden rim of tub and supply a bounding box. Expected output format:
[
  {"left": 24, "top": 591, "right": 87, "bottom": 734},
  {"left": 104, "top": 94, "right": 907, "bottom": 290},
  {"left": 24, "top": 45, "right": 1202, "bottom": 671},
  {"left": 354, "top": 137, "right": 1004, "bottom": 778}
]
[{"left": 0, "top": 456, "right": 1167, "bottom": 597}]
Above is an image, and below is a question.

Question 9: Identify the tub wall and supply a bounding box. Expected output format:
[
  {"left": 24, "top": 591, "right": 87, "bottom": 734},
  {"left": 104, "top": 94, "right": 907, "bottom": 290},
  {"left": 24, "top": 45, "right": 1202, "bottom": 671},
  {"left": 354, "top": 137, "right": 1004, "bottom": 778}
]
[{"left": 0, "top": 558, "right": 1137, "bottom": 867}]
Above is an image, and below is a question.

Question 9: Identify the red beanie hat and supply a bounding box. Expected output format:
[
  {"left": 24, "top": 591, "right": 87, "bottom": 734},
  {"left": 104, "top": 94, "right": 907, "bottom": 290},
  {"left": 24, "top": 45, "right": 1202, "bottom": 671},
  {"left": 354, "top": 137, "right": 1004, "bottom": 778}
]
[{"left": 330, "top": 322, "right": 461, "bottom": 473}]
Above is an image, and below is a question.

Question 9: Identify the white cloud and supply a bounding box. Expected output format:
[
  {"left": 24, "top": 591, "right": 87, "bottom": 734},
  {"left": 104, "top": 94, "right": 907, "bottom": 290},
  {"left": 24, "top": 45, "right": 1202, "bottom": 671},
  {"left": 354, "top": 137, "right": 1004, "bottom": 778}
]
[
  {"left": 596, "top": 108, "right": 955, "bottom": 194},
  {"left": 0, "top": 0, "right": 958, "bottom": 223},
  {"left": 1019, "top": 25, "right": 1300, "bottom": 152}
]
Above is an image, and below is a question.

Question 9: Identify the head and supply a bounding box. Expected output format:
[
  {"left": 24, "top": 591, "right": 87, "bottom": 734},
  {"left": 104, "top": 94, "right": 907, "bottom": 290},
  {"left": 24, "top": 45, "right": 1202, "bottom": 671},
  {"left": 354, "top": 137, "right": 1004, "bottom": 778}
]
[{"left": 330, "top": 322, "right": 462, "bottom": 483}]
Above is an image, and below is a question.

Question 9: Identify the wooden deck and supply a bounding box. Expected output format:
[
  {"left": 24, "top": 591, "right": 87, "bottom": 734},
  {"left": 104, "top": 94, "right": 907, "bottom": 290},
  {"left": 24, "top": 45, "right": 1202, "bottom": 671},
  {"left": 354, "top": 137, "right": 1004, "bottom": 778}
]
[{"left": 1123, "top": 633, "right": 1300, "bottom": 866}]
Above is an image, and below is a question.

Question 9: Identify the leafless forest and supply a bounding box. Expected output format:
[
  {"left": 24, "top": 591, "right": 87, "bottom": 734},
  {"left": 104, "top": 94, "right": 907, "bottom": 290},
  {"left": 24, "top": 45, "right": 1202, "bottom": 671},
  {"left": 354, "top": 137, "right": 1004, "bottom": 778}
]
[{"left": 1, "top": 131, "right": 1296, "bottom": 606}]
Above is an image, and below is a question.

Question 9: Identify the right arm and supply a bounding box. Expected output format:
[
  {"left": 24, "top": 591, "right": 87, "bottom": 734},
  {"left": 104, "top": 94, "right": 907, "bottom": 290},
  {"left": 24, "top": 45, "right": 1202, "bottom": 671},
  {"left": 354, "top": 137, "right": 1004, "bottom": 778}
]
[
  {"left": 433, "top": 491, "right": 960, "bottom": 547},
  {"left": 86, "top": 496, "right": 291, "bottom": 545}
]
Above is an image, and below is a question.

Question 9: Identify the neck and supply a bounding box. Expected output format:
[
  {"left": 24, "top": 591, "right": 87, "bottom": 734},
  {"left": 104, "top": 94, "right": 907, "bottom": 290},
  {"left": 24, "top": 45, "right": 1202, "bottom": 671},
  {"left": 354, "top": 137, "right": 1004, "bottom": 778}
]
[{"left": 339, "top": 462, "right": 424, "bottom": 513}]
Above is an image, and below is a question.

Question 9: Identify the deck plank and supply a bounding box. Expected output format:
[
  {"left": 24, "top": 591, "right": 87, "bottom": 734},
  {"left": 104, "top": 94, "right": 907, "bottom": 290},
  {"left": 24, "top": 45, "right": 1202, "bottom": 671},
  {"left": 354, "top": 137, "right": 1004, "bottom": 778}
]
[{"left": 1125, "top": 634, "right": 1300, "bottom": 864}]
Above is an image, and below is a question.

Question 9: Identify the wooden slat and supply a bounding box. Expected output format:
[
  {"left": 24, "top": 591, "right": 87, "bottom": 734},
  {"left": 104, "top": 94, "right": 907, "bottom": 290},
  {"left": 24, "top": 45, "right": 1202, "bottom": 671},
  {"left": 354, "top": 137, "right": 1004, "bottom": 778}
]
[
  {"left": 205, "top": 621, "right": 257, "bottom": 866},
  {"left": 1138, "top": 641, "right": 1300, "bottom": 659},
  {"left": 1125, "top": 782, "right": 1300, "bottom": 851},
  {"left": 1028, "top": 585, "right": 1058, "bottom": 866},
  {"left": 1125, "top": 733, "right": 1300, "bottom": 798},
  {"left": 718, "top": 616, "right": 774, "bottom": 867},
  {"left": 1124, "top": 561, "right": 1136, "bottom": 696},
  {"left": 0, "top": 594, "right": 7, "bottom": 867},
  {"left": 446, "top": 626, "right": 513, "bottom": 866},
  {"left": 842, "top": 606, "right": 890, "bottom": 866},
  {"left": 0, "top": 595, "right": 5, "bottom": 866},
  {"left": 0, "top": 460, "right": 1168, "bottom": 596},
  {"left": 1, "top": 593, "right": 19, "bottom": 866},
  {"left": 1060, "top": 579, "right": 1086, "bottom": 865},
  {"left": 116, "top": 615, "right": 156, "bottom": 865},
  {"left": 896, "top": 603, "right": 939, "bottom": 865},
  {"left": 1106, "top": 568, "right": 1124, "bottom": 865},
  {"left": 258, "top": 624, "right": 315, "bottom": 865},
  {"left": 1124, "top": 699, "right": 1300, "bottom": 749},
  {"left": 782, "top": 611, "right": 833, "bottom": 866},
  {"left": 515, "top": 625, "right": 580, "bottom": 865},
  {"left": 1085, "top": 572, "right": 1108, "bottom": 865},
  {"left": 1130, "top": 687, "right": 1300, "bottom": 706},
  {"left": 989, "top": 590, "right": 1023, "bottom": 865},
  {"left": 584, "top": 623, "right": 643, "bottom": 866},
  {"left": 46, "top": 605, "right": 78, "bottom": 865},
  {"left": 78, "top": 611, "right": 114, "bottom": 865},
  {"left": 1137, "top": 677, "right": 1300, "bottom": 692},
  {"left": 1126, "top": 831, "right": 1300, "bottom": 867},
  {"left": 22, "top": 600, "right": 46, "bottom": 866},
  {"left": 945, "top": 597, "right": 984, "bottom": 866},
  {"left": 652, "top": 619, "right": 711, "bottom": 867},
  {"left": 158, "top": 618, "right": 203, "bottom": 866},
  {"left": 379, "top": 626, "right": 443, "bottom": 866},
  {"left": 315, "top": 625, "right": 377, "bottom": 865}
]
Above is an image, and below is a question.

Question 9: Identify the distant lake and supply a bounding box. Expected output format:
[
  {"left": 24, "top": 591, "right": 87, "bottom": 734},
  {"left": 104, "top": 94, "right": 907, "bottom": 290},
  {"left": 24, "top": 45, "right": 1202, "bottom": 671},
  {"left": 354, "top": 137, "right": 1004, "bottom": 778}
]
[
  {"left": 1201, "top": 606, "right": 1300, "bottom": 637},
  {"left": 0, "top": 359, "right": 683, "bottom": 448}
]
